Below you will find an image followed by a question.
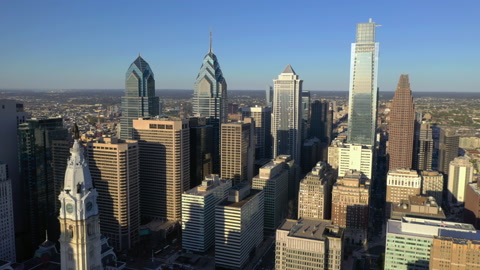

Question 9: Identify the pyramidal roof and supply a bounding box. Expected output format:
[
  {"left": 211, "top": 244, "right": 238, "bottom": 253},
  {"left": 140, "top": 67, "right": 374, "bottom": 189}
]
[
  {"left": 397, "top": 74, "right": 410, "bottom": 89},
  {"left": 282, "top": 64, "right": 296, "bottom": 74},
  {"left": 132, "top": 55, "right": 150, "bottom": 73}
]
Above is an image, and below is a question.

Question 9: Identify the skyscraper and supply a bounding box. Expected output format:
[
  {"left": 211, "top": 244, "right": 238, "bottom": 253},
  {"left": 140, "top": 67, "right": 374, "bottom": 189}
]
[
  {"left": 0, "top": 162, "right": 15, "bottom": 262},
  {"left": 133, "top": 118, "right": 189, "bottom": 221},
  {"left": 347, "top": 19, "right": 380, "bottom": 146},
  {"left": 388, "top": 74, "right": 415, "bottom": 170},
  {"left": 265, "top": 85, "right": 273, "bottom": 107},
  {"left": 189, "top": 118, "right": 213, "bottom": 189},
  {"left": 438, "top": 127, "right": 460, "bottom": 174},
  {"left": 413, "top": 121, "right": 434, "bottom": 171},
  {"left": 301, "top": 91, "right": 311, "bottom": 140},
  {"left": 193, "top": 33, "right": 227, "bottom": 173},
  {"left": 241, "top": 106, "right": 272, "bottom": 159},
  {"left": 447, "top": 156, "right": 473, "bottom": 204},
  {"left": 272, "top": 64, "right": 302, "bottom": 162},
  {"left": 119, "top": 56, "right": 160, "bottom": 139}
]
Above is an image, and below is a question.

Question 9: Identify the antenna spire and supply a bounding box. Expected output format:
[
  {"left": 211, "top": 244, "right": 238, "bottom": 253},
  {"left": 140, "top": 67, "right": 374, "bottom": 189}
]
[{"left": 209, "top": 27, "right": 213, "bottom": 53}]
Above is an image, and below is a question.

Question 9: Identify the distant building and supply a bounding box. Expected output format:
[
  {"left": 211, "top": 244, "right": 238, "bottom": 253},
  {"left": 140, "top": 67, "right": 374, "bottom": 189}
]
[
  {"left": 385, "top": 217, "right": 478, "bottom": 270},
  {"left": 0, "top": 162, "right": 15, "bottom": 262},
  {"left": 310, "top": 99, "right": 332, "bottom": 144},
  {"left": 272, "top": 64, "right": 302, "bottom": 163},
  {"left": 182, "top": 175, "right": 231, "bottom": 252},
  {"left": 301, "top": 91, "right": 311, "bottom": 140},
  {"left": 420, "top": 170, "right": 444, "bottom": 206},
  {"left": 413, "top": 121, "right": 434, "bottom": 171},
  {"left": 438, "top": 127, "right": 459, "bottom": 174},
  {"left": 447, "top": 156, "right": 474, "bottom": 204},
  {"left": 133, "top": 118, "right": 190, "bottom": 221},
  {"left": 386, "top": 169, "right": 421, "bottom": 217},
  {"left": 265, "top": 85, "right": 273, "bottom": 107},
  {"left": 241, "top": 106, "right": 272, "bottom": 159},
  {"left": 119, "top": 56, "right": 160, "bottom": 139},
  {"left": 276, "top": 218, "right": 343, "bottom": 270},
  {"left": 252, "top": 158, "right": 289, "bottom": 232},
  {"left": 220, "top": 119, "right": 255, "bottom": 185},
  {"left": 86, "top": 137, "right": 140, "bottom": 251},
  {"left": 298, "top": 162, "right": 335, "bottom": 220},
  {"left": 388, "top": 74, "right": 415, "bottom": 171},
  {"left": 215, "top": 183, "right": 264, "bottom": 270},
  {"left": 390, "top": 195, "right": 445, "bottom": 221},
  {"left": 430, "top": 231, "right": 480, "bottom": 269},
  {"left": 464, "top": 181, "right": 480, "bottom": 229}
]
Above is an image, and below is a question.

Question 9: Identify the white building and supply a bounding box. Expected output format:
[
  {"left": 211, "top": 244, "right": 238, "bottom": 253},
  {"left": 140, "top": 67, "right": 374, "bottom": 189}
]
[
  {"left": 448, "top": 156, "right": 474, "bottom": 204},
  {"left": 215, "top": 183, "right": 264, "bottom": 269},
  {"left": 329, "top": 142, "right": 373, "bottom": 179},
  {"left": 182, "top": 175, "right": 231, "bottom": 252},
  {"left": 0, "top": 162, "right": 15, "bottom": 262}
]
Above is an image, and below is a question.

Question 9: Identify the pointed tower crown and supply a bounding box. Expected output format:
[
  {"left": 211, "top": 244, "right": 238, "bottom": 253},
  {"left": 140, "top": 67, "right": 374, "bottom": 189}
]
[
  {"left": 282, "top": 64, "right": 296, "bottom": 74},
  {"left": 132, "top": 55, "right": 150, "bottom": 73},
  {"left": 63, "top": 140, "right": 93, "bottom": 195},
  {"left": 397, "top": 74, "right": 410, "bottom": 89}
]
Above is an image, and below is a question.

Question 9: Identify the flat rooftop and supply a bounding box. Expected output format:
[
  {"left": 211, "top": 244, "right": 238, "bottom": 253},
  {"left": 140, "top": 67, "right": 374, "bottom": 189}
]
[
  {"left": 278, "top": 218, "right": 342, "bottom": 241},
  {"left": 218, "top": 189, "right": 262, "bottom": 208}
]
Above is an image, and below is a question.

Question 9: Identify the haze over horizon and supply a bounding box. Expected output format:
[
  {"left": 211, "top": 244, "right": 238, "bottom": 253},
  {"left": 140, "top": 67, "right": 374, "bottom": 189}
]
[{"left": 0, "top": 0, "right": 478, "bottom": 92}]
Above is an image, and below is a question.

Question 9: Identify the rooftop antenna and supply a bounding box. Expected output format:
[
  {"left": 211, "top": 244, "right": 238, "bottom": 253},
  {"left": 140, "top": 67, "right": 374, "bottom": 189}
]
[
  {"left": 45, "top": 230, "right": 48, "bottom": 241},
  {"left": 209, "top": 27, "right": 213, "bottom": 53}
]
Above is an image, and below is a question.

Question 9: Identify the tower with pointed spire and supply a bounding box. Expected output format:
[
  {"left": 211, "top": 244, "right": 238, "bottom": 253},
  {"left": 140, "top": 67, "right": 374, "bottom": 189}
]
[
  {"left": 119, "top": 56, "right": 160, "bottom": 139},
  {"left": 272, "top": 64, "right": 302, "bottom": 163},
  {"left": 58, "top": 140, "right": 102, "bottom": 269},
  {"left": 193, "top": 31, "right": 227, "bottom": 173}
]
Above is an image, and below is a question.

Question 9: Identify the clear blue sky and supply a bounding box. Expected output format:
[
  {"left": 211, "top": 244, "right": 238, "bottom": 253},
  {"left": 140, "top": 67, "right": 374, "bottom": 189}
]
[{"left": 0, "top": 0, "right": 478, "bottom": 92}]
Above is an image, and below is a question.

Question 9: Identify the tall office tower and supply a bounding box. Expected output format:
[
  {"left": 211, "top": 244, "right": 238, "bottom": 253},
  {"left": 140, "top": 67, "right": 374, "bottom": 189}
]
[
  {"left": 388, "top": 74, "right": 415, "bottom": 170},
  {"left": 0, "top": 99, "right": 27, "bottom": 259},
  {"left": 189, "top": 118, "right": 213, "bottom": 189},
  {"left": 447, "top": 156, "right": 473, "bottom": 204},
  {"left": 133, "top": 118, "right": 189, "bottom": 221},
  {"left": 220, "top": 119, "right": 255, "bottom": 185},
  {"left": 276, "top": 219, "right": 343, "bottom": 270},
  {"left": 241, "top": 106, "right": 272, "bottom": 159},
  {"left": 331, "top": 170, "right": 370, "bottom": 243},
  {"left": 86, "top": 137, "right": 140, "bottom": 251},
  {"left": 413, "top": 121, "right": 434, "bottom": 170},
  {"left": 390, "top": 195, "right": 445, "bottom": 221},
  {"left": 385, "top": 217, "right": 477, "bottom": 270},
  {"left": 310, "top": 100, "right": 332, "bottom": 142},
  {"left": 0, "top": 162, "right": 15, "bottom": 262},
  {"left": 420, "top": 170, "right": 444, "bottom": 206},
  {"left": 119, "top": 56, "right": 160, "bottom": 139},
  {"left": 438, "top": 127, "right": 459, "bottom": 174},
  {"left": 301, "top": 137, "right": 321, "bottom": 173},
  {"left": 347, "top": 18, "right": 380, "bottom": 146},
  {"left": 58, "top": 140, "right": 102, "bottom": 269},
  {"left": 265, "top": 85, "right": 273, "bottom": 107},
  {"left": 301, "top": 91, "right": 311, "bottom": 140},
  {"left": 52, "top": 140, "right": 72, "bottom": 215},
  {"left": 193, "top": 34, "right": 227, "bottom": 174},
  {"left": 386, "top": 169, "right": 421, "bottom": 217},
  {"left": 182, "top": 175, "right": 232, "bottom": 252},
  {"left": 18, "top": 118, "right": 68, "bottom": 258},
  {"left": 331, "top": 142, "right": 374, "bottom": 179},
  {"left": 272, "top": 64, "right": 302, "bottom": 163},
  {"left": 465, "top": 181, "right": 480, "bottom": 229},
  {"left": 430, "top": 231, "right": 480, "bottom": 269},
  {"left": 215, "top": 183, "right": 264, "bottom": 270},
  {"left": 252, "top": 158, "right": 289, "bottom": 232},
  {"left": 298, "top": 161, "right": 335, "bottom": 220}
]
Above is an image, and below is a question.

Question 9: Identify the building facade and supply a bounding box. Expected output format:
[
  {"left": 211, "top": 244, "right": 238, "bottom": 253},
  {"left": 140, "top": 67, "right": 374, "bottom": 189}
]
[
  {"left": 0, "top": 162, "right": 15, "bottom": 262},
  {"left": 182, "top": 175, "right": 231, "bottom": 252},
  {"left": 347, "top": 19, "right": 379, "bottom": 146},
  {"left": 465, "top": 181, "right": 480, "bottom": 229},
  {"left": 421, "top": 170, "right": 444, "bottom": 206},
  {"left": 189, "top": 118, "right": 213, "bottom": 189},
  {"left": 332, "top": 142, "right": 374, "bottom": 180},
  {"left": 388, "top": 74, "right": 415, "bottom": 170},
  {"left": 272, "top": 64, "right": 302, "bottom": 163},
  {"left": 86, "top": 137, "right": 140, "bottom": 251},
  {"left": 438, "top": 127, "right": 459, "bottom": 174},
  {"left": 241, "top": 106, "right": 272, "bottom": 159},
  {"left": 430, "top": 231, "right": 480, "bottom": 270},
  {"left": 447, "top": 156, "right": 473, "bottom": 204},
  {"left": 133, "top": 118, "right": 190, "bottom": 221},
  {"left": 413, "top": 121, "right": 434, "bottom": 171},
  {"left": 119, "top": 56, "right": 160, "bottom": 139},
  {"left": 386, "top": 169, "right": 421, "bottom": 217}
]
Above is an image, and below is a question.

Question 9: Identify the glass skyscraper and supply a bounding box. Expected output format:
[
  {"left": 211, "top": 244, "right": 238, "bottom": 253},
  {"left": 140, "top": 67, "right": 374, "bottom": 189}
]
[
  {"left": 119, "top": 56, "right": 160, "bottom": 139},
  {"left": 347, "top": 19, "right": 379, "bottom": 146}
]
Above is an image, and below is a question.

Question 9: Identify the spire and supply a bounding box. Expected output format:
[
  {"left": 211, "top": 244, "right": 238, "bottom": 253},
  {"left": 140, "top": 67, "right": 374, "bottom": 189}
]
[
  {"left": 63, "top": 140, "right": 93, "bottom": 195},
  {"left": 45, "top": 230, "right": 48, "bottom": 241},
  {"left": 282, "top": 64, "right": 296, "bottom": 74},
  {"left": 209, "top": 28, "right": 213, "bottom": 53}
]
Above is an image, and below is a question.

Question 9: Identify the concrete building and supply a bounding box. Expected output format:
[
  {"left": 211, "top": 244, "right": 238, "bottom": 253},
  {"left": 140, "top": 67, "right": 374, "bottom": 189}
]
[
  {"left": 272, "top": 64, "right": 302, "bottom": 163},
  {"left": 331, "top": 170, "right": 370, "bottom": 244},
  {"left": 388, "top": 74, "right": 415, "bottom": 171},
  {"left": 465, "top": 181, "right": 480, "bottom": 229},
  {"left": 182, "top": 175, "right": 231, "bottom": 252},
  {"left": 430, "top": 230, "right": 480, "bottom": 270},
  {"left": 386, "top": 169, "right": 422, "bottom": 217},
  {"left": 252, "top": 159, "right": 289, "bottom": 232},
  {"left": 241, "top": 106, "right": 272, "bottom": 159},
  {"left": 447, "top": 156, "right": 474, "bottom": 205},
  {"left": 385, "top": 217, "right": 477, "bottom": 270},
  {"left": 390, "top": 195, "right": 445, "bottom": 221},
  {"left": 438, "top": 127, "right": 460, "bottom": 175},
  {"left": 86, "top": 137, "right": 140, "bottom": 251},
  {"left": 0, "top": 162, "right": 15, "bottom": 262},
  {"left": 133, "top": 118, "right": 190, "bottom": 221},
  {"left": 276, "top": 218, "right": 343, "bottom": 270},
  {"left": 413, "top": 121, "right": 434, "bottom": 171},
  {"left": 298, "top": 162, "right": 335, "bottom": 220},
  {"left": 421, "top": 170, "right": 444, "bottom": 207},
  {"left": 220, "top": 119, "right": 255, "bottom": 185},
  {"left": 215, "top": 183, "right": 264, "bottom": 270},
  {"left": 329, "top": 141, "right": 374, "bottom": 179}
]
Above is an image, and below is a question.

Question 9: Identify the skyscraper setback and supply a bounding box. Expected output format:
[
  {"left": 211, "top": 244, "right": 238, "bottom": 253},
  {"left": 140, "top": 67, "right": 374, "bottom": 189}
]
[
  {"left": 388, "top": 74, "right": 415, "bottom": 170},
  {"left": 347, "top": 18, "right": 379, "bottom": 146},
  {"left": 120, "top": 56, "right": 160, "bottom": 140}
]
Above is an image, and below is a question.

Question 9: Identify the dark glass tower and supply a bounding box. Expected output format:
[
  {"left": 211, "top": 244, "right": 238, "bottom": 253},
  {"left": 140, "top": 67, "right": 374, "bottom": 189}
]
[
  {"left": 120, "top": 56, "right": 160, "bottom": 139},
  {"left": 193, "top": 34, "right": 227, "bottom": 173}
]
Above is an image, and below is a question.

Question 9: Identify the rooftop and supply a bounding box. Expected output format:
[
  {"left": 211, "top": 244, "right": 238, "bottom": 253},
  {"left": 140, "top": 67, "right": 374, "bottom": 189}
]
[
  {"left": 278, "top": 218, "right": 343, "bottom": 241},
  {"left": 218, "top": 189, "right": 262, "bottom": 208}
]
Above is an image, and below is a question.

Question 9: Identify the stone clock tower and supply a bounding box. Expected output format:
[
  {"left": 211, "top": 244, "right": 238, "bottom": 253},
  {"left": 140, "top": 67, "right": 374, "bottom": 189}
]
[{"left": 58, "top": 140, "right": 102, "bottom": 269}]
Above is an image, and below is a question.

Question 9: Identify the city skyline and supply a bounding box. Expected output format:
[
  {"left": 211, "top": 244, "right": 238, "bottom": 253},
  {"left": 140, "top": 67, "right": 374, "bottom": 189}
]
[{"left": 0, "top": 1, "right": 478, "bottom": 92}]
